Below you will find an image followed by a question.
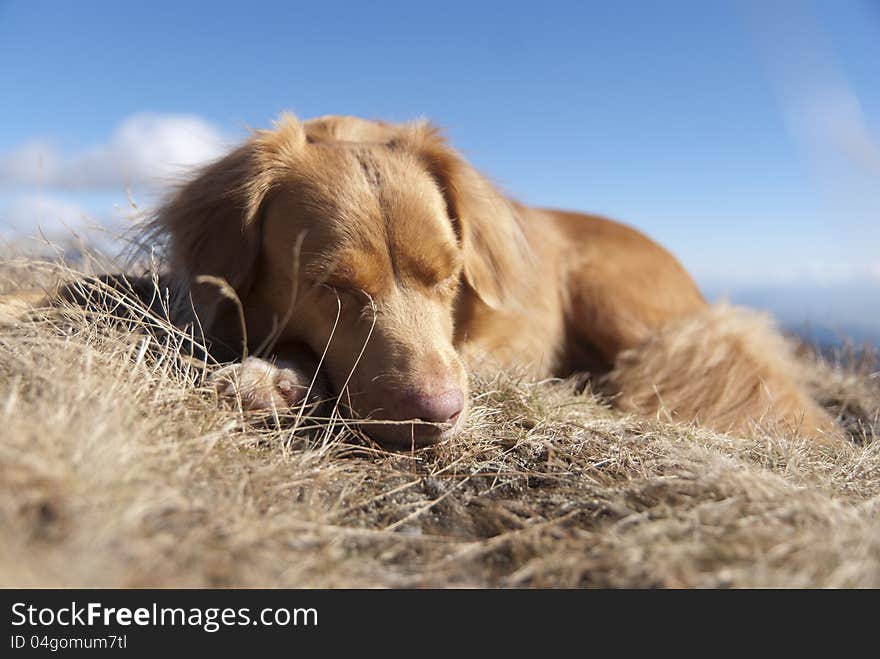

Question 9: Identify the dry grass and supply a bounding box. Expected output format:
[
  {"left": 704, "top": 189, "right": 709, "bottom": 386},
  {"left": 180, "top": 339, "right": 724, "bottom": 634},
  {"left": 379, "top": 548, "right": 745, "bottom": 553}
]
[{"left": 1, "top": 250, "right": 879, "bottom": 588}]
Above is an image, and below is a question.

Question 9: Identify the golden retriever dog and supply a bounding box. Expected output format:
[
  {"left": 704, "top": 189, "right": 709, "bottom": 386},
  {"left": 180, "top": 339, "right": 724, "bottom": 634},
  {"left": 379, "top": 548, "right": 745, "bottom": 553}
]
[{"left": 3, "top": 113, "right": 840, "bottom": 447}]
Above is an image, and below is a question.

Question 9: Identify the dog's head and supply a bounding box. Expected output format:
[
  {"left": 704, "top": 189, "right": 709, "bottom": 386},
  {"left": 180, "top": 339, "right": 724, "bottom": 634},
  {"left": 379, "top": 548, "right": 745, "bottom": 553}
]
[{"left": 153, "top": 114, "right": 527, "bottom": 446}]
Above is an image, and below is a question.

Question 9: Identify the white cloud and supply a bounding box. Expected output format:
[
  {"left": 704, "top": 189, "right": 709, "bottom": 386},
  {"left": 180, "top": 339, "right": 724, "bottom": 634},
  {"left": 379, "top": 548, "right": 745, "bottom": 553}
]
[
  {"left": 0, "top": 113, "right": 229, "bottom": 192},
  {"left": 0, "top": 195, "right": 93, "bottom": 234},
  {"left": 0, "top": 193, "right": 139, "bottom": 255},
  {"left": 0, "top": 140, "right": 61, "bottom": 188}
]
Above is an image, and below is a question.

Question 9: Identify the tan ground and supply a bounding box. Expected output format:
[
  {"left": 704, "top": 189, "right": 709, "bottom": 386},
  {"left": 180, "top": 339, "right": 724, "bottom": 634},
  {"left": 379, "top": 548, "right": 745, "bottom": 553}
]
[{"left": 1, "top": 250, "right": 878, "bottom": 587}]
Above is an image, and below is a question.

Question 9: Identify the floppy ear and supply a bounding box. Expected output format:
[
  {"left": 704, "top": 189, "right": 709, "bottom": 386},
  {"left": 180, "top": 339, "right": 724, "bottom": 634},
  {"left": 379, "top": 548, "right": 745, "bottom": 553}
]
[
  {"left": 400, "top": 122, "right": 530, "bottom": 309},
  {"left": 151, "top": 114, "right": 305, "bottom": 333}
]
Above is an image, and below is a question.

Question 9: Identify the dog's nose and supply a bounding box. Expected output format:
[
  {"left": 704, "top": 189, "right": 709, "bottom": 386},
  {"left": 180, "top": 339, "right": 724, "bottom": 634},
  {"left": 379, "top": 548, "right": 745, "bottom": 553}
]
[{"left": 399, "top": 387, "right": 464, "bottom": 425}]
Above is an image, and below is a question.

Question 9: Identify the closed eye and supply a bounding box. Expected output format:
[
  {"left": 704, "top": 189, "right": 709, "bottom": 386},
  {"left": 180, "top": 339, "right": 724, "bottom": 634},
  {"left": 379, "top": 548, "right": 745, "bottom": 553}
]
[
  {"left": 316, "top": 281, "right": 375, "bottom": 311},
  {"left": 318, "top": 281, "right": 355, "bottom": 299}
]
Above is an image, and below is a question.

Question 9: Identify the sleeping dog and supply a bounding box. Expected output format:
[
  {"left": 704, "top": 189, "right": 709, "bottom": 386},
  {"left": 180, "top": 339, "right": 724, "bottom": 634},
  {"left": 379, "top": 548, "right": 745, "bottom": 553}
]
[{"left": 3, "top": 114, "right": 840, "bottom": 447}]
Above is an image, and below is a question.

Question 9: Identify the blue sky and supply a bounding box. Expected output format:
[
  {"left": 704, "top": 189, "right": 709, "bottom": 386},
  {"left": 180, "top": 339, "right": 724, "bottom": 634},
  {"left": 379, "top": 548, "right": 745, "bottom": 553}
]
[{"left": 1, "top": 1, "right": 878, "bottom": 338}]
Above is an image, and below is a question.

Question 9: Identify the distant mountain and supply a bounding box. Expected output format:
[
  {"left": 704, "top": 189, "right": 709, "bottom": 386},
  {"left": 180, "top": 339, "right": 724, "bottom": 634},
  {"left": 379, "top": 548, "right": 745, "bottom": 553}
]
[{"left": 701, "top": 280, "right": 880, "bottom": 348}]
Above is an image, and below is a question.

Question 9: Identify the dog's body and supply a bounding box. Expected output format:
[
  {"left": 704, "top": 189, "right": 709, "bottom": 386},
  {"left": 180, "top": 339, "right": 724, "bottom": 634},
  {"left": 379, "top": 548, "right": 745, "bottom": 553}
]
[
  {"left": 454, "top": 204, "right": 707, "bottom": 375},
  {"left": 2, "top": 114, "right": 839, "bottom": 446}
]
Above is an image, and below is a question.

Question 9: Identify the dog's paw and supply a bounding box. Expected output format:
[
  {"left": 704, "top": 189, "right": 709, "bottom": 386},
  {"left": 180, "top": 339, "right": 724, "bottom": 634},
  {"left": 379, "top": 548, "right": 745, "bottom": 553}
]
[{"left": 211, "top": 356, "right": 327, "bottom": 413}]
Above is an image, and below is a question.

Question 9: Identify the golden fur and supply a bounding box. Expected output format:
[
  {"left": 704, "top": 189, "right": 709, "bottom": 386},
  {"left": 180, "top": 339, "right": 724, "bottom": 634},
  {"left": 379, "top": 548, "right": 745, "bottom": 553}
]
[
  {"left": 2, "top": 113, "right": 841, "bottom": 446},
  {"left": 607, "top": 304, "right": 835, "bottom": 436}
]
